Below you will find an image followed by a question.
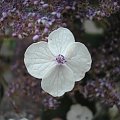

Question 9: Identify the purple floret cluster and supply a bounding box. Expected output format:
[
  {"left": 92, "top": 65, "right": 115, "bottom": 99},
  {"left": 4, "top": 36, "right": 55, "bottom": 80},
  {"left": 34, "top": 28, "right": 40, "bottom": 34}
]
[{"left": 0, "top": 0, "right": 120, "bottom": 40}]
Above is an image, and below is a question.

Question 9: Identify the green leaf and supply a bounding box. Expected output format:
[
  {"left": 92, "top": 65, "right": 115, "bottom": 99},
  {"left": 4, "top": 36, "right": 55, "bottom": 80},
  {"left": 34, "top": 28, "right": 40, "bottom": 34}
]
[{"left": 84, "top": 33, "right": 104, "bottom": 47}]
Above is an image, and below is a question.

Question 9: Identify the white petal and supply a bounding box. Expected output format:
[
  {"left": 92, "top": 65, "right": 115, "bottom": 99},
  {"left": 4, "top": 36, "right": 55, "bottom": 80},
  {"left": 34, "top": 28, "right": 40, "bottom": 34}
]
[
  {"left": 71, "top": 104, "right": 83, "bottom": 111},
  {"left": 67, "top": 110, "right": 82, "bottom": 120},
  {"left": 81, "top": 107, "right": 93, "bottom": 120},
  {"left": 67, "top": 104, "right": 83, "bottom": 120},
  {"left": 48, "top": 27, "right": 75, "bottom": 56},
  {"left": 65, "top": 42, "right": 92, "bottom": 81},
  {"left": 83, "top": 20, "right": 103, "bottom": 34},
  {"left": 24, "top": 41, "right": 56, "bottom": 79},
  {"left": 41, "top": 65, "right": 75, "bottom": 97}
]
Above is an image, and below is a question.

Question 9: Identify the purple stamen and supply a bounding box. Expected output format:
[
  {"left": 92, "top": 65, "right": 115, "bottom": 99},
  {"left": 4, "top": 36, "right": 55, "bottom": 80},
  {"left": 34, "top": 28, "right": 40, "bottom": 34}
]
[{"left": 56, "top": 54, "right": 67, "bottom": 64}]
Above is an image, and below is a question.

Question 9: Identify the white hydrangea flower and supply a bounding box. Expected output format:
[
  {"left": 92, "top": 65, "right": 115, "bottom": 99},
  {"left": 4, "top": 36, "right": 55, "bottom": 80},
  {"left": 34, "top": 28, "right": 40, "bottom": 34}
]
[
  {"left": 83, "top": 20, "right": 103, "bottom": 34},
  {"left": 24, "top": 27, "right": 92, "bottom": 97},
  {"left": 20, "top": 118, "right": 29, "bottom": 120},
  {"left": 8, "top": 118, "right": 28, "bottom": 120},
  {"left": 66, "top": 104, "right": 93, "bottom": 120}
]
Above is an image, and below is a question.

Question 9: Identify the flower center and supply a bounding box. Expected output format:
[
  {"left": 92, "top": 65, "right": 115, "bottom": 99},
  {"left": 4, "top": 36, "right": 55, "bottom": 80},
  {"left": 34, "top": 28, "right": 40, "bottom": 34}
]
[{"left": 56, "top": 54, "right": 67, "bottom": 64}]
